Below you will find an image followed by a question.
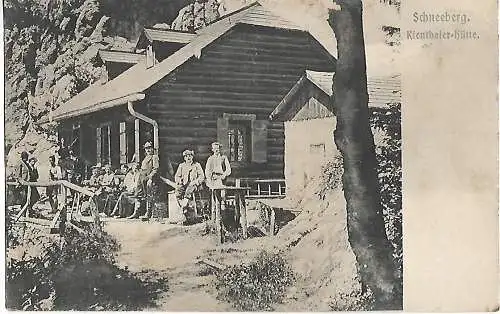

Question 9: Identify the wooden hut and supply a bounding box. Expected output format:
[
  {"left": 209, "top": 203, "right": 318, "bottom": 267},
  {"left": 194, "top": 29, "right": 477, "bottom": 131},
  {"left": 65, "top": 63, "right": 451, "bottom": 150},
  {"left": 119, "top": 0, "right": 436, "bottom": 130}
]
[
  {"left": 43, "top": 2, "right": 336, "bottom": 186},
  {"left": 270, "top": 71, "right": 401, "bottom": 197}
]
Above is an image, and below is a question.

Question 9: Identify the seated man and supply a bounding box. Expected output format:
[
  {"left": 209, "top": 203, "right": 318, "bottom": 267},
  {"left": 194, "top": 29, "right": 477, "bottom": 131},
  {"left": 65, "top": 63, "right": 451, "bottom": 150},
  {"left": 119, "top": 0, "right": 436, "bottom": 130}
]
[
  {"left": 83, "top": 164, "right": 102, "bottom": 190},
  {"left": 112, "top": 163, "right": 142, "bottom": 218},
  {"left": 175, "top": 150, "right": 205, "bottom": 210},
  {"left": 100, "top": 164, "right": 117, "bottom": 193}
]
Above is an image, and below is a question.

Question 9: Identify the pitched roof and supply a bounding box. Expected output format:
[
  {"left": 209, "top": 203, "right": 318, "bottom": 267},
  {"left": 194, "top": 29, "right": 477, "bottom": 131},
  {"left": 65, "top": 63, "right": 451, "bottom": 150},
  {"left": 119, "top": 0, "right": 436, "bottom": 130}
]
[
  {"left": 45, "top": 2, "right": 334, "bottom": 123},
  {"left": 270, "top": 71, "right": 401, "bottom": 120}
]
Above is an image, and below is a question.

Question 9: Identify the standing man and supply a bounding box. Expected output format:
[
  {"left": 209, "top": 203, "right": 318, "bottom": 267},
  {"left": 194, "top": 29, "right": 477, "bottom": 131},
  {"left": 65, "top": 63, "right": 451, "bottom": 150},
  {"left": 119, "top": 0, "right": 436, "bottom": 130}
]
[
  {"left": 16, "top": 152, "right": 40, "bottom": 215},
  {"left": 47, "top": 155, "right": 62, "bottom": 213},
  {"left": 205, "top": 142, "right": 231, "bottom": 189},
  {"left": 140, "top": 141, "right": 160, "bottom": 219},
  {"left": 205, "top": 142, "right": 231, "bottom": 210}
]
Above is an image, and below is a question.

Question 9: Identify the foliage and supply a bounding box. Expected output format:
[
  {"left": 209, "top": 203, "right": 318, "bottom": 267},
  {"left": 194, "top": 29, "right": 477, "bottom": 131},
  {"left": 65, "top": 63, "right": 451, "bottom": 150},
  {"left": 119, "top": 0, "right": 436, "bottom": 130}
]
[
  {"left": 215, "top": 251, "right": 296, "bottom": 311},
  {"left": 5, "top": 218, "right": 167, "bottom": 310},
  {"left": 370, "top": 103, "right": 402, "bottom": 283},
  {"left": 329, "top": 289, "right": 375, "bottom": 311},
  {"left": 317, "top": 154, "right": 344, "bottom": 199}
]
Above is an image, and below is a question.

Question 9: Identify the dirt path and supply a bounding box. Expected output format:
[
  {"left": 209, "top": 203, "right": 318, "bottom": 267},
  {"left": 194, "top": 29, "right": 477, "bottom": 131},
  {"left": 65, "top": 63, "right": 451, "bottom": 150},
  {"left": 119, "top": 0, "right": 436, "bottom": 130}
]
[{"left": 103, "top": 220, "right": 233, "bottom": 311}]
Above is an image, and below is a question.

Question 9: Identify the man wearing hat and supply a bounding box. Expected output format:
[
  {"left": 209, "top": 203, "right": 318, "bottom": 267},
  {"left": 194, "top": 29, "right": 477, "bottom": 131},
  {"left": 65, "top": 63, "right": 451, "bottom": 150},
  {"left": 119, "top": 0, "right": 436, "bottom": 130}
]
[
  {"left": 205, "top": 142, "right": 231, "bottom": 189},
  {"left": 139, "top": 141, "right": 160, "bottom": 219},
  {"left": 174, "top": 149, "right": 205, "bottom": 209}
]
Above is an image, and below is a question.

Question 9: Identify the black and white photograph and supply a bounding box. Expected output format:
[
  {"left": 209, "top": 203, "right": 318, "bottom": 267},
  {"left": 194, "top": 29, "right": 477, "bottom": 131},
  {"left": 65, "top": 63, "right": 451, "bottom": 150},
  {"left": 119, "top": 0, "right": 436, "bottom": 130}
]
[{"left": 4, "top": 0, "right": 404, "bottom": 311}]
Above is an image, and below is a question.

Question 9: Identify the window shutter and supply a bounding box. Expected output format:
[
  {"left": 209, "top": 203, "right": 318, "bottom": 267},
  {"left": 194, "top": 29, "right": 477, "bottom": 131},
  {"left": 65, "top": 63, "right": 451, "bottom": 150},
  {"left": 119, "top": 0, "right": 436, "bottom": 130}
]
[
  {"left": 119, "top": 122, "right": 127, "bottom": 165},
  {"left": 251, "top": 120, "right": 268, "bottom": 163},
  {"left": 217, "top": 117, "right": 230, "bottom": 155},
  {"left": 96, "top": 126, "right": 102, "bottom": 164}
]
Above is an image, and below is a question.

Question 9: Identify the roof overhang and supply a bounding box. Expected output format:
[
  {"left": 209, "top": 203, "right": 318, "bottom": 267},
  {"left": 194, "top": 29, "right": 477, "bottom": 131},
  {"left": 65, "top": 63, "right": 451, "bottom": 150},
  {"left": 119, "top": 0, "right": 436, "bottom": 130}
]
[
  {"left": 98, "top": 50, "right": 145, "bottom": 64},
  {"left": 40, "top": 93, "right": 145, "bottom": 124},
  {"left": 136, "top": 28, "right": 197, "bottom": 49}
]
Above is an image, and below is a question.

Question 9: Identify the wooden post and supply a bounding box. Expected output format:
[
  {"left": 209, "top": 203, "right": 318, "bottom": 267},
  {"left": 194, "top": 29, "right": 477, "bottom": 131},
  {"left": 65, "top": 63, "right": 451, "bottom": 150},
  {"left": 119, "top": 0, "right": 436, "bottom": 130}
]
[
  {"left": 215, "top": 190, "right": 223, "bottom": 243},
  {"left": 134, "top": 118, "right": 140, "bottom": 162},
  {"left": 268, "top": 183, "right": 271, "bottom": 196},
  {"left": 269, "top": 208, "right": 276, "bottom": 236},
  {"left": 239, "top": 192, "right": 247, "bottom": 239},
  {"left": 15, "top": 185, "right": 32, "bottom": 222}
]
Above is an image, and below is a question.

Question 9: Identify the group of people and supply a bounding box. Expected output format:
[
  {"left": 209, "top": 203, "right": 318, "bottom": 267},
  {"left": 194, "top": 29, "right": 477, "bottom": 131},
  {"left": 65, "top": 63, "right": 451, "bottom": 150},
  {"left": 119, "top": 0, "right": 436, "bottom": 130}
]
[
  {"left": 174, "top": 141, "right": 232, "bottom": 212},
  {"left": 12, "top": 140, "right": 233, "bottom": 221}
]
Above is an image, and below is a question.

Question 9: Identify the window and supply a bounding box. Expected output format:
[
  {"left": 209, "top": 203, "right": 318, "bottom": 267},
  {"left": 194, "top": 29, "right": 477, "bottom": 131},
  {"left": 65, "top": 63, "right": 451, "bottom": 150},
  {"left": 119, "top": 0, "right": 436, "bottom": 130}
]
[
  {"left": 217, "top": 113, "right": 268, "bottom": 164},
  {"left": 228, "top": 121, "right": 250, "bottom": 162},
  {"left": 96, "top": 124, "right": 111, "bottom": 165},
  {"left": 310, "top": 143, "right": 326, "bottom": 157}
]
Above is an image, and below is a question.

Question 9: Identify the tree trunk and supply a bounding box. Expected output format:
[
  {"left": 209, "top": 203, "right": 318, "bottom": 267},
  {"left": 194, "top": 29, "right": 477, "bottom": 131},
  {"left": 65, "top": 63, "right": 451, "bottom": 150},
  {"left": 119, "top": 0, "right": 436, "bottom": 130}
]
[{"left": 328, "top": 0, "right": 401, "bottom": 309}]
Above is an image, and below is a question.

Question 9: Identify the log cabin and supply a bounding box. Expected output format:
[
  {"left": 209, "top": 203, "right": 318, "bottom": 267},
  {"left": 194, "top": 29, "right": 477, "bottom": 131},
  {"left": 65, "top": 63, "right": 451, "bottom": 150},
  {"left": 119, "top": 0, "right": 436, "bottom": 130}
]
[{"left": 43, "top": 2, "right": 337, "bottom": 188}]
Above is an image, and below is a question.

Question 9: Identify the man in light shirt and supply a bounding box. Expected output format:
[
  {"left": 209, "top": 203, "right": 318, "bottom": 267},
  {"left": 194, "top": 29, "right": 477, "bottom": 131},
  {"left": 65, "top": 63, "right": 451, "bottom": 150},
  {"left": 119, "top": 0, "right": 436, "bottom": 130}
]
[
  {"left": 205, "top": 142, "right": 232, "bottom": 208},
  {"left": 112, "top": 163, "right": 142, "bottom": 218},
  {"left": 47, "top": 155, "right": 62, "bottom": 213},
  {"left": 205, "top": 142, "right": 231, "bottom": 189},
  {"left": 175, "top": 150, "right": 205, "bottom": 209}
]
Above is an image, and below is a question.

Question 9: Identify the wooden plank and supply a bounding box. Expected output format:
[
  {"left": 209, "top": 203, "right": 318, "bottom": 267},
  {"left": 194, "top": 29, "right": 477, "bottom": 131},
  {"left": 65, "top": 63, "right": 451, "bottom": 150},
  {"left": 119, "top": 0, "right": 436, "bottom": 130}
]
[
  {"left": 22, "top": 217, "right": 52, "bottom": 226},
  {"left": 199, "top": 259, "right": 228, "bottom": 271},
  {"left": 269, "top": 208, "right": 276, "bottom": 236},
  {"left": 239, "top": 193, "right": 248, "bottom": 239}
]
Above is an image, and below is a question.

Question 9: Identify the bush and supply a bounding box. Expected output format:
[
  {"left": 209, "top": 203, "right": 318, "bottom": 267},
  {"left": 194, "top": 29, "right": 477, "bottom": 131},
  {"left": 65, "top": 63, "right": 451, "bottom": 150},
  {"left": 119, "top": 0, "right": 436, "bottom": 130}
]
[
  {"left": 370, "top": 103, "right": 402, "bottom": 282},
  {"left": 215, "top": 251, "right": 296, "bottom": 311},
  {"left": 5, "top": 218, "right": 167, "bottom": 311},
  {"left": 318, "top": 154, "right": 344, "bottom": 199}
]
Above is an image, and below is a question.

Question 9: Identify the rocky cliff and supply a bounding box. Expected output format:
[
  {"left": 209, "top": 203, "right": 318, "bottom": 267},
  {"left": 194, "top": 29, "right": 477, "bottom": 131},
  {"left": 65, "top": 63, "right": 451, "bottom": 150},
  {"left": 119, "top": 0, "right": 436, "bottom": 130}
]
[{"left": 4, "top": 0, "right": 249, "bottom": 167}]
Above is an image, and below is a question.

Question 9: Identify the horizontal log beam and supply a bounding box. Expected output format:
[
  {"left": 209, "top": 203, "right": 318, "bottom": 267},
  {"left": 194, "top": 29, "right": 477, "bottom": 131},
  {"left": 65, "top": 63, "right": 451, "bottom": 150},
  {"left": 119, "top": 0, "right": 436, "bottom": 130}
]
[
  {"left": 162, "top": 136, "right": 216, "bottom": 145},
  {"left": 211, "top": 42, "right": 322, "bottom": 55},
  {"left": 199, "top": 56, "right": 331, "bottom": 70},
  {"left": 228, "top": 32, "right": 312, "bottom": 44},
  {"left": 156, "top": 84, "right": 293, "bottom": 95},
  {"left": 151, "top": 89, "right": 286, "bottom": 101},
  {"left": 159, "top": 126, "right": 217, "bottom": 137},
  {"left": 178, "top": 63, "right": 305, "bottom": 75},
  {"left": 171, "top": 69, "right": 300, "bottom": 80},
  {"left": 201, "top": 50, "right": 329, "bottom": 65},
  {"left": 151, "top": 103, "right": 276, "bottom": 114},
  {"left": 155, "top": 118, "right": 218, "bottom": 128}
]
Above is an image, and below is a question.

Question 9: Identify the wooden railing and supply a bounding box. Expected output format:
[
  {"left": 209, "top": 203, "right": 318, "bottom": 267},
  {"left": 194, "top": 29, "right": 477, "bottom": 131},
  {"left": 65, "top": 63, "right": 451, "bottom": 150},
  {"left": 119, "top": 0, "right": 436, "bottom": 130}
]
[
  {"left": 235, "top": 178, "right": 286, "bottom": 199},
  {"left": 6, "top": 180, "right": 99, "bottom": 233}
]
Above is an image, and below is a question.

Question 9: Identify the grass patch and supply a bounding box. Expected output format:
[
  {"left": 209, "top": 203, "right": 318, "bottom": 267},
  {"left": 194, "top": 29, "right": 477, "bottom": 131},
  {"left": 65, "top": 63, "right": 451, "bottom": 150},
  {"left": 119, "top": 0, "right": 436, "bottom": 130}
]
[{"left": 215, "top": 251, "right": 295, "bottom": 311}]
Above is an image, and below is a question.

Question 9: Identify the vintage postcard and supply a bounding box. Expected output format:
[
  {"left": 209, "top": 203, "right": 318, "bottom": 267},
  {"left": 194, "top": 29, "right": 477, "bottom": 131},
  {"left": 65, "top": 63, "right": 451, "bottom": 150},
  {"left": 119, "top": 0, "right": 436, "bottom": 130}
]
[{"left": 1, "top": 0, "right": 498, "bottom": 311}]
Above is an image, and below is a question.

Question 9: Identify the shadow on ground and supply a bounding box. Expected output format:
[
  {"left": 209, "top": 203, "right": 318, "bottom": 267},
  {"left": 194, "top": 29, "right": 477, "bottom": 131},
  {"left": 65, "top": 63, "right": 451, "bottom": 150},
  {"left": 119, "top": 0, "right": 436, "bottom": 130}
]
[{"left": 53, "top": 260, "right": 168, "bottom": 311}]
